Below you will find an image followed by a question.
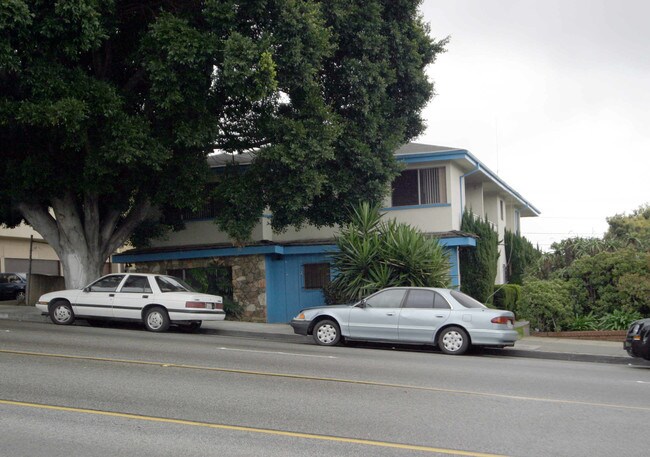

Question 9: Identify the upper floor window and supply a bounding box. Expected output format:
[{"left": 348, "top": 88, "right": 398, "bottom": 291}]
[{"left": 391, "top": 167, "right": 447, "bottom": 207}]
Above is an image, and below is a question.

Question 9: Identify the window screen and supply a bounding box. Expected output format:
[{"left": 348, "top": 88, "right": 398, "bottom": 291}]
[{"left": 304, "top": 263, "right": 330, "bottom": 290}]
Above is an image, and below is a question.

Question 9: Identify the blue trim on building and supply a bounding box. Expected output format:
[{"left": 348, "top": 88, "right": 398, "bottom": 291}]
[
  {"left": 395, "top": 149, "right": 540, "bottom": 215},
  {"left": 112, "top": 243, "right": 337, "bottom": 264},
  {"left": 437, "top": 237, "right": 476, "bottom": 248}
]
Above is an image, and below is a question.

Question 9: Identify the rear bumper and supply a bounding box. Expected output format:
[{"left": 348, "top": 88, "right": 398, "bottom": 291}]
[
  {"left": 468, "top": 329, "right": 518, "bottom": 347},
  {"left": 168, "top": 310, "right": 226, "bottom": 322}
]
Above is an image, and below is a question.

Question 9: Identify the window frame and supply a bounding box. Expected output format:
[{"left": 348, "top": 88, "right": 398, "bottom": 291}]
[
  {"left": 303, "top": 263, "right": 331, "bottom": 290},
  {"left": 391, "top": 166, "right": 447, "bottom": 207}
]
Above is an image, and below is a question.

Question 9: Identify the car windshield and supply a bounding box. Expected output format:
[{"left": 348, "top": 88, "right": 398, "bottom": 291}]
[
  {"left": 155, "top": 275, "right": 196, "bottom": 293},
  {"left": 450, "top": 290, "right": 487, "bottom": 309}
]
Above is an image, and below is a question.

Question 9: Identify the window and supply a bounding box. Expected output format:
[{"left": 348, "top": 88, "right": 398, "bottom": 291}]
[
  {"left": 404, "top": 289, "right": 435, "bottom": 308},
  {"left": 365, "top": 289, "right": 406, "bottom": 308},
  {"left": 120, "top": 275, "right": 152, "bottom": 293},
  {"left": 403, "top": 290, "right": 451, "bottom": 309},
  {"left": 450, "top": 290, "right": 486, "bottom": 309},
  {"left": 168, "top": 266, "right": 233, "bottom": 301},
  {"left": 500, "top": 200, "right": 504, "bottom": 221},
  {"left": 89, "top": 275, "right": 125, "bottom": 292},
  {"left": 303, "top": 263, "right": 330, "bottom": 290},
  {"left": 156, "top": 275, "right": 192, "bottom": 293},
  {"left": 391, "top": 167, "right": 447, "bottom": 207}
]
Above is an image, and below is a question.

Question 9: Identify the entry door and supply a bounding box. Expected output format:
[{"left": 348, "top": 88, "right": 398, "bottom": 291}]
[
  {"left": 73, "top": 275, "right": 125, "bottom": 318},
  {"left": 398, "top": 290, "right": 450, "bottom": 343},
  {"left": 347, "top": 289, "right": 406, "bottom": 341}
]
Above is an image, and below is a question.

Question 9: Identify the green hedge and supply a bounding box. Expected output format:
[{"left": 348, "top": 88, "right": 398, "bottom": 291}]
[{"left": 492, "top": 284, "right": 521, "bottom": 314}]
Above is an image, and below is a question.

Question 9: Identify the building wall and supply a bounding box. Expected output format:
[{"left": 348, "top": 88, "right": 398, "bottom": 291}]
[{"left": 0, "top": 225, "right": 61, "bottom": 274}]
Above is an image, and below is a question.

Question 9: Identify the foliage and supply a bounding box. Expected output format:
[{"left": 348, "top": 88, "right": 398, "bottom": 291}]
[
  {"left": 492, "top": 284, "right": 521, "bottom": 314},
  {"left": 567, "top": 312, "right": 599, "bottom": 331},
  {"left": 598, "top": 309, "right": 643, "bottom": 331},
  {"left": 604, "top": 203, "right": 650, "bottom": 251},
  {"left": 0, "top": 1, "right": 446, "bottom": 286},
  {"left": 459, "top": 210, "right": 499, "bottom": 304},
  {"left": 183, "top": 264, "right": 243, "bottom": 320},
  {"left": 504, "top": 230, "right": 540, "bottom": 285},
  {"left": 531, "top": 236, "right": 617, "bottom": 280},
  {"left": 329, "top": 202, "right": 449, "bottom": 301},
  {"left": 565, "top": 249, "right": 650, "bottom": 317},
  {"left": 518, "top": 279, "right": 572, "bottom": 332}
]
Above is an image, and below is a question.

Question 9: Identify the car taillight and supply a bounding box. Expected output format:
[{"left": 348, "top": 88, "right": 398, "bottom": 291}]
[
  {"left": 185, "top": 301, "right": 207, "bottom": 309},
  {"left": 491, "top": 316, "right": 513, "bottom": 325}
]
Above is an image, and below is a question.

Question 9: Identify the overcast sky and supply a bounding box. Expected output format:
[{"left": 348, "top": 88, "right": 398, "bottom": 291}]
[{"left": 417, "top": 0, "right": 649, "bottom": 249}]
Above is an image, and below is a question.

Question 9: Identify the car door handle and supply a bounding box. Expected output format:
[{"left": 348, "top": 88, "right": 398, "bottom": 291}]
[
  {"left": 142, "top": 295, "right": 149, "bottom": 298},
  {"left": 436, "top": 315, "right": 445, "bottom": 318},
  {"left": 386, "top": 312, "right": 395, "bottom": 316},
  {"left": 109, "top": 294, "right": 115, "bottom": 297}
]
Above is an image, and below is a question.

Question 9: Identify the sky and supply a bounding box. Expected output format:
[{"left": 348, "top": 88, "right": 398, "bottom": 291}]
[{"left": 417, "top": 0, "right": 649, "bottom": 250}]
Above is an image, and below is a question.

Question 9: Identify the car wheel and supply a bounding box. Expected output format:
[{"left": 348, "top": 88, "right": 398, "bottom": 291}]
[
  {"left": 15, "top": 290, "right": 26, "bottom": 302},
  {"left": 50, "top": 301, "right": 75, "bottom": 325},
  {"left": 143, "top": 307, "right": 170, "bottom": 332},
  {"left": 438, "top": 326, "right": 470, "bottom": 355},
  {"left": 313, "top": 319, "right": 341, "bottom": 346}
]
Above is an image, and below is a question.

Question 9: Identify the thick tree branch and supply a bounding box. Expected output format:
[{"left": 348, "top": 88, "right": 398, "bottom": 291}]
[
  {"left": 15, "top": 202, "right": 61, "bottom": 252},
  {"left": 103, "top": 198, "right": 155, "bottom": 258}
]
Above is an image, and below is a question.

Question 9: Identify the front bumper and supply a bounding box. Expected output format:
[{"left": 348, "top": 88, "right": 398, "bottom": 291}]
[
  {"left": 624, "top": 338, "right": 650, "bottom": 360},
  {"left": 290, "top": 319, "right": 311, "bottom": 336}
]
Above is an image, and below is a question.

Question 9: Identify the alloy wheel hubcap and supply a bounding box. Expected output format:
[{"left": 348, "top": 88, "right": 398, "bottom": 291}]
[
  {"left": 54, "top": 306, "right": 71, "bottom": 322},
  {"left": 317, "top": 324, "right": 337, "bottom": 344},
  {"left": 443, "top": 331, "right": 463, "bottom": 352},
  {"left": 148, "top": 312, "right": 163, "bottom": 329}
]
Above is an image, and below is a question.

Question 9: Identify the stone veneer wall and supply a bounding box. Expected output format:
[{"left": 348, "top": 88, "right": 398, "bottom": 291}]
[{"left": 132, "top": 255, "right": 267, "bottom": 321}]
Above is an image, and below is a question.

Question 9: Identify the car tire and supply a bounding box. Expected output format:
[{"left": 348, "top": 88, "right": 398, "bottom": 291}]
[
  {"left": 15, "top": 290, "right": 26, "bottom": 302},
  {"left": 50, "top": 301, "right": 75, "bottom": 325},
  {"left": 143, "top": 306, "right": 170, "bottom": 332},
  {"left": 438, "top": 326, "right": 470, "bottom": 355},
  {"left": 313, "top": 319, "right": 341, "bottom": 346}
]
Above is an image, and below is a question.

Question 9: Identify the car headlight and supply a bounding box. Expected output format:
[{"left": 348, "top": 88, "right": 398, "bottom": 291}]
[{"left": 295, "top": 312, "right": 306, "bottom": 320}]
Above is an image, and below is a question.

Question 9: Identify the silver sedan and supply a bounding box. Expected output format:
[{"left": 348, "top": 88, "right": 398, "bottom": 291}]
[{"left": 290, "top": 287, "right": 518, "bottom": 355}]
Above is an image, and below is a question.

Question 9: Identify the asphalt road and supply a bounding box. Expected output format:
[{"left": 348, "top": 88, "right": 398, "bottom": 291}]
[{"left": 1, "top": 321, "right": 648, "bottom": 457}]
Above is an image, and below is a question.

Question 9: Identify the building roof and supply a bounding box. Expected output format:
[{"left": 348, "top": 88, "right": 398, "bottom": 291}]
[
  {"left": 395, "top": 143, "right": 540, "bottom": 217},
  {"left": 206, "top": 142, "right": 540, "bottom": 217}
]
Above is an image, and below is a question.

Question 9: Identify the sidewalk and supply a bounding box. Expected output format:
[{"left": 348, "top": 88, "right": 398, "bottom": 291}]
[{"left": 0, "top": 303, "right": 640, "bottom": 365}]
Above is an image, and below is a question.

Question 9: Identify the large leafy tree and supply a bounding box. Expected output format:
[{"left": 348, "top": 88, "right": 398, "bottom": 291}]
[{"left": 0, "top": 1, "right": 446, "bottom": 287}]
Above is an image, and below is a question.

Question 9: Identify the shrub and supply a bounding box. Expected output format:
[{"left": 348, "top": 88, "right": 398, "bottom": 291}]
[
  {"left": 329, "top": 203, "right": 450, "bottom": 301},
  {"left": 518, "top": 279, "right": 572, "bottom": 332},
  {"left": 567, "top": 312, "right": 599, "bottom": 331},
  {"left": 459, "top": 210, "right": 499, "bottom": 304},
  {"left": 598, "top": 309, "right": 643, "bottom": 330},
  {"left": 492, "top": 284, "right": 521, "bottom": 314}
]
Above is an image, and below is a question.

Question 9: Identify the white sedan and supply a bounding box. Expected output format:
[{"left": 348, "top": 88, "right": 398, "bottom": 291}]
[{"left": 36, "top": 273, "right": 225, "bottom": 332}]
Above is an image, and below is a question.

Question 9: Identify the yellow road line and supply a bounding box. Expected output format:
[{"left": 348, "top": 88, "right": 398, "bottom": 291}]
[
  {"left": 0, "top": 399, "right": 505, "bottom": 457},
  {"left": 2, "top": 349, "right": 649, "bottom": 412}
]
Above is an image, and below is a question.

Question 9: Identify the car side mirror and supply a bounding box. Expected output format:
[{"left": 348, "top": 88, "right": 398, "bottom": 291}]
[
  {"left": 355, "top": 299, "right": 367, "bottom": 308},
  {"left": 83, "top": 287, "right": 90, "bottom": 293}
]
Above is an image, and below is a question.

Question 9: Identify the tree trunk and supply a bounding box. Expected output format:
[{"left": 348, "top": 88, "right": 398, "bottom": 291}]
[{"left": 17, "top": 192, "right": 153, "bottom": 289}]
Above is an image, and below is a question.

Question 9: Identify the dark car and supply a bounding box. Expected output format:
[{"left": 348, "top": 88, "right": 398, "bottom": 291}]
[
  {"left": 0, "top": 273, "right": 27, "bottom": 301},
  {"left": 624, "top": 318, "right": 650, "bottom": 361}
]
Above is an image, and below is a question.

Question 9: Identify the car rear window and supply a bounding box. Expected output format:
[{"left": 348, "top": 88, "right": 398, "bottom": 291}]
[{"left": 450, "top": 290, "right": 486, "bottom": 309}]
